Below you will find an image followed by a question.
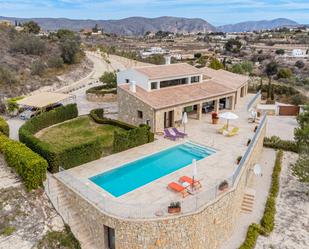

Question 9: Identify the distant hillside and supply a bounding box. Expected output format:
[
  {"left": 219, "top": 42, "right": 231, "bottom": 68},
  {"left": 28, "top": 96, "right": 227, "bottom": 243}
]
[
  {"left": 217, "top": 18, "right": 299, "bottom": 32},
  {"left": 0, "top": 16, "right": 216, "bottom": 36}
]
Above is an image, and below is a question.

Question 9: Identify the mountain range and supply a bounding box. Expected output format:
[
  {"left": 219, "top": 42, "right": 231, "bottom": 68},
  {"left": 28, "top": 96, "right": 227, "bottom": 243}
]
[
  {"left": 217, "top": 18, "right": 299, "bottom": 32},
  {"left": 0, "top": 16, "right": 301, "bottom": 35}
]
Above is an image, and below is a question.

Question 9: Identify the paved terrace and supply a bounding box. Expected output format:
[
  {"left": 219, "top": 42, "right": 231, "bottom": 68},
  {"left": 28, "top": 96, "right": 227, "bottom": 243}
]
[{"left": 56, "top": 94, "right": 262, "bottom": 219}]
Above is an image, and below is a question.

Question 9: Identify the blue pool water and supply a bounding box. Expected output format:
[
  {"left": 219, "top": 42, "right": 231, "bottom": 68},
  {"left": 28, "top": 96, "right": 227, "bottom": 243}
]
[{"left": 89, "top": 142, "right": 215, "bottom": 197}]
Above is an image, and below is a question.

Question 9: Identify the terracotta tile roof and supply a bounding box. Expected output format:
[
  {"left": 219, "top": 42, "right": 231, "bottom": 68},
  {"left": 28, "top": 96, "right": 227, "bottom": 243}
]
[
  {"left": 199, "top": 67, "right": 249, "bottom": 90},
  {"left": 134, "top": 63, "right": 201, "bottom": 80},
  {"left": 119, "top": 81, "right": 234, "bottom": 110}
]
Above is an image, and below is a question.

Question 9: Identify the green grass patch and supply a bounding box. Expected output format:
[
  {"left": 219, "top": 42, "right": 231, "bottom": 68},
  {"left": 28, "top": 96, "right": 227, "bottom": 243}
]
[
  {"left": 0, "top": 226, "right": 16, "bottom": 236},
  {"left": 37, "top": 116, "right": 124, "bottom": 153},
  {"left": 37, "top": 225, "right": 81, "bottom": 249}
]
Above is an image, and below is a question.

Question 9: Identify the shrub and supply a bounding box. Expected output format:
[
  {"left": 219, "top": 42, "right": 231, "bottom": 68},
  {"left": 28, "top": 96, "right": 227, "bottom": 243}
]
[
  {"left": 275, "top": 49, "right": 285, "bottom": 55},
  {"left": 238, "top": 223, "right": 261, "bottom": 249},
  {"left": 10, "top": 34, "right": 46, "bottom": 55},
  {"left": 260, "top": 150, "right": 283, "bottom": 235},
  {"left": 59, "top": 38, "right": 81, "bottom": 64},
  {"left": 47, "top": 55, "right": 64, "bottom": 69},
  {"left": 225, "top": 38, "right": 242, "bottom": 53},
  {"left": 277, "top": 68, "right": 293, "bottom": 79},
  {"left": 0, "top": 64, "right": 16, "bottom": 85},
  {"left": 240, "top": 150, "right": 283, "bottom": 246},
  {"left": 86, "top": 85, "right": 117, "bottom": 95},
  {"left": 90, "top": 108, "right": 135, "bottom": 130},
  {"left": 0, "top": 133, "right": 47, "bottom": 190},
  {"left": 31, "top": 60, "right": 46, "bottom": 76},
  {"left": 90, "top": 108, "right": 154, "bottom": 153},
  {"left": 22, "top": 21, "right": 41, "bottom": 34},
  {"left": 209, "top": 58, "right": 224, "bottom": 70},
  {"left": 0, "top": 116, "right": 9, "bottom": 136},
  {"left": 263, "top": 136, "right": 298, "bottom": 152},
  {"left": 19, "top": 104, "right": 79, "bottom": 172},
  {"left": 99, "top": 71, "right": 117, "bottom": 89},
  {"left": 6, "top": 96, "right": 24, "bottom": 113},
  {"left": 295, "top": 60, "right": 305, "bottom": 69}
]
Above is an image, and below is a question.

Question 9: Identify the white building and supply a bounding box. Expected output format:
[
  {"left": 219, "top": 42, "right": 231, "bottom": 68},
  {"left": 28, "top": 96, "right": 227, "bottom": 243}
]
[
  {"left": 291, "top": 49, "right": 307, "bottom": 58},
  {"left": 140, "top": 47, "right": 169, "bottom": 58}
]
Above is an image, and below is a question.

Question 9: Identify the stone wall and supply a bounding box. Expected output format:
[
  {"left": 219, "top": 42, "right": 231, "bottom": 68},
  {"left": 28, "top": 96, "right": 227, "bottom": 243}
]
[
  {"left": 117, "top": 87, "right": 155, "bottom": 131},
  {"left": 53, "top": 121, "right": 266, "bottom": 249},
  {"left": 86, "top": 93, "right": 117, "bottom": 102}
]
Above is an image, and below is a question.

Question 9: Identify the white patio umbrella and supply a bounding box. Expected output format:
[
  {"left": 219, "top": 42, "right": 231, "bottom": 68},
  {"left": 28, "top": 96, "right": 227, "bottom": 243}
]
[
  {"left": 192, "top": 159, "right": 197, "bottom": 190},
  {"left": 182, "top": 112, "right": 188, "bottom": 133},
  {"left": 218, "top": 112, "right": 239, "bottom": 130}
]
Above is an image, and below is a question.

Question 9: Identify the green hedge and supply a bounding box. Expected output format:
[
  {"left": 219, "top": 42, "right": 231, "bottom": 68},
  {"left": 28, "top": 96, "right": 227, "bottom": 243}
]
[
  {"left": 238, "top": 223, "right": 261, "bottom": 249},
  {"left": 19, "top": 104, "right": 82, "bottom": 173},
  {"left": 260, "top": 150, "right": 283, "bottom": 235},
  {"left": 0, "top": 116, "right": 9, "bottom": 137},
  {"left": 86, "top": 85, "right": 117, "bottom": 95},
  {"left": 90, "top": 108, "right": 154, "bottom": 153},
  {"left": 19, "top": 104, "right": 78, "bottom": 135},
  {"left": 264, "top": 136, "right": 298, "bottom": 153},
  {"left": 0, "top": 133, "right": 47, "bottom": 190},
  {"left": 90, "top": 108, "right": 135, "bottom": 130},
  {"left": 239, "top": 150, "right": 283, "bottom": 248}
]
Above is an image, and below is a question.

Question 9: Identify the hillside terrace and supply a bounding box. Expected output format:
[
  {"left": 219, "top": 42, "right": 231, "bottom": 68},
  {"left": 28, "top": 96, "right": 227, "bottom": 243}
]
[{"left": 54, "top": 93, "right": 264, "bottom": 219}]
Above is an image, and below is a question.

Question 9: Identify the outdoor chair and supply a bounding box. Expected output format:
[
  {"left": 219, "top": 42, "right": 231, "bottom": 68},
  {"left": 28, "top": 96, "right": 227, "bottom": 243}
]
[
  {"left": 172, "top": 127, "right": 187, "bottom": 138},
  {"left": 164, "top": 128, "right": 178, "bottom": 140},
  {"left": 167, "top": 182, "right": 189, "bottom": 198},
  {"left": 179, "top": 176, "right": 202, "bottom": 190},
  {"left": 226, "top": 127, "right": 239, "bottom": 137},
  {"left": 217, "top": 124, "right": 228, "bottom": 134}
]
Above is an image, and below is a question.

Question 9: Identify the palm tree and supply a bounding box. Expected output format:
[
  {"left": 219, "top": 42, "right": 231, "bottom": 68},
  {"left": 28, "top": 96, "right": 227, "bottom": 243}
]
[{"left": 265, "top": 61, "right": 278, "bottom": 99}]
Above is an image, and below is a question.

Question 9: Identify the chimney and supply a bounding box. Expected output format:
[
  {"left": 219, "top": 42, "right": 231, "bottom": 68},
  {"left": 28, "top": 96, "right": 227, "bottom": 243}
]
[
  {"left": 130, "top": 81, "right": 136, "bottom": 93},
  {"left": 164, "top": 55, "right": 171, "bottom": 65}
]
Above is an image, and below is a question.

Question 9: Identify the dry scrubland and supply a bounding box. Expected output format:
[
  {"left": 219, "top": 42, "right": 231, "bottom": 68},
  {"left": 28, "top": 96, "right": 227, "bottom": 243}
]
[{"left": 256, "top": 152, "right": 309, "bottom": 249}]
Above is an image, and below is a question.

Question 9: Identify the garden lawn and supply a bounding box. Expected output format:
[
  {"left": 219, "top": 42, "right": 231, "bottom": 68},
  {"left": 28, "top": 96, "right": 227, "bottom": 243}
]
[{"left": 36, "top": 116, "right": 124, "bottom": 155}]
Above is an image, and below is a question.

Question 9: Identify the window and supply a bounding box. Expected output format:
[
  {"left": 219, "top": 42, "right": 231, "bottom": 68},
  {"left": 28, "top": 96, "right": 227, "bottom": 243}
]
[
  {"left": 125, "top": 79, "right": 130, "bottom": 83},
  {"left": 160, "top": 78, "right": 188, "bottom": 88},
  {"left": 191, "top": 76, "right": 200, "bottom": 83},
  {"left": 137, "top": 110, "right": 143, "bottom": 119},
  {"left": 151, "top": 82, "right": 158, "bottom": 90}
]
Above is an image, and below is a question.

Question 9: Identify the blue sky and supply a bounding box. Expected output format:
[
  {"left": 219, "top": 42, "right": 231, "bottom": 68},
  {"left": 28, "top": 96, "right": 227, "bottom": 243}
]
[{"left": 0, "top": 0, "right": 309, "bottom": 25}]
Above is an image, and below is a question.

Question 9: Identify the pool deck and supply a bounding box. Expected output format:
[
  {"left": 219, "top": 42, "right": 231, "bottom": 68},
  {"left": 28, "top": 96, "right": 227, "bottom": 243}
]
[{"left": 61, "top": 94, "right": 261, "bottom": 217}]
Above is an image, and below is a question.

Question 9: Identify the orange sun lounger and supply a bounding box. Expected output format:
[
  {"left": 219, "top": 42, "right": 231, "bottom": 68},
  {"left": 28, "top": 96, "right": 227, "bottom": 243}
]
[
  {"left": 168, "top": 182, "right": 189, "bottom": 198},
  {"left": 179, "top": 176, "right": 202, "bottom": 190}
]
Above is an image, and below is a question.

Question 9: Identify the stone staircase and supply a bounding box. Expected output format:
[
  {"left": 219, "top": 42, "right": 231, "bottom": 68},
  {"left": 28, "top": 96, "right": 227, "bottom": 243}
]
[
  {"left": 241, "top": 189, "right": 256, "bottom": 213},
  {"left": 45, "top": 175, "right": 98, "bottom": 249}
]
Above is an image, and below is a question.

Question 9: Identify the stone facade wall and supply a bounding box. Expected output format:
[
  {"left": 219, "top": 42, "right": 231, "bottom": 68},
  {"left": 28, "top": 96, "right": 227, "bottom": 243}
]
[
  {"left": 54, "top": 121, "right": 266, "bottom": 249},
  {"left": 86, "top": 93, "right": 117, "bottom": 102},
  {"left": 117, "top": 87, "right": 155, "bottom": 130}
]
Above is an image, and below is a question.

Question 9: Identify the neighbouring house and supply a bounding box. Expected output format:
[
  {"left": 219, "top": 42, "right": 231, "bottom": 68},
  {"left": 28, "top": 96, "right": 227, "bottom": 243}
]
[
  {"left": 140, "top": 47, "right": 170, "bottom": 58},
  {"left": 291, "top": 49, "right": 307, "bottom": 58},
  {"left": 117, "top": 63, "right": 249, "bottom": 133}
]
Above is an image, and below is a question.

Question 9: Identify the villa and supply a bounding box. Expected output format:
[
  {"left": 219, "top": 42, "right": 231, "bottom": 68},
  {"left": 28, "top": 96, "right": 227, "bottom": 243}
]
[
  {"left": 46, "top": 63, "right": 264, "bottom": 249},
  {"left": 117, "top": 63, "right": 249, "bottom": 133}
]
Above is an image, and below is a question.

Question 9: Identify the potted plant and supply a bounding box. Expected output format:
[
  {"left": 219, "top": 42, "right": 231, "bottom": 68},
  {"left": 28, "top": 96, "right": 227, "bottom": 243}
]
[
  {"left": 168, "top": 201, "right": 181, "bottom": 214},
  {"left": 212, "top": 112, "right": 219, "bottom": 124},
  {"left": 218, "top": 180, "right": 229, "bottom": 191},
  {"left": 247, "top": 139, "right": 251, "bottom": 146},
  {"left": 236, "top": 156, "right": 242, "bottom": 164}
]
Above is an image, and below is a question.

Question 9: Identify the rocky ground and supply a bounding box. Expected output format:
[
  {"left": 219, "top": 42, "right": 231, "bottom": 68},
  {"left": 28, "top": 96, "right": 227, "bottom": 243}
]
[
  {"left": 256, "top": 152, "right": 309, "bottom": 249},
  {"left": 0, "top": 155, "right": 81, "bottom": 249}
]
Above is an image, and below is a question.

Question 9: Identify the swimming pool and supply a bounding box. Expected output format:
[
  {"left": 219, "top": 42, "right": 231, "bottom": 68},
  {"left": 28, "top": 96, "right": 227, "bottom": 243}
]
[{"left": 89, "top": 142, "right": 215, "bottom": 197}]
